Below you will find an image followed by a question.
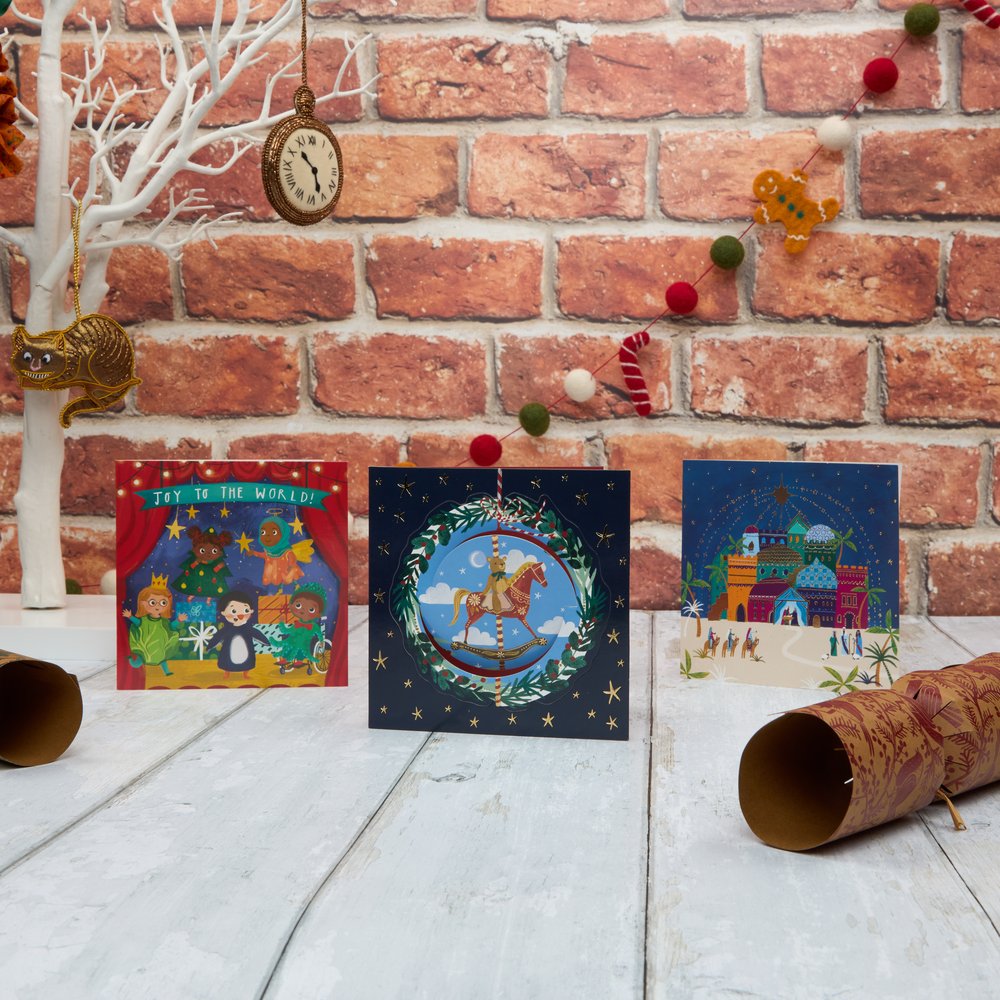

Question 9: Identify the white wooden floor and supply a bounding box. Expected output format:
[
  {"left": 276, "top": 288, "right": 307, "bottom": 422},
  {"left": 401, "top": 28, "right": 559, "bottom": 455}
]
[{"left": 2, "top": 611, "right": 999, "bottom": 999}]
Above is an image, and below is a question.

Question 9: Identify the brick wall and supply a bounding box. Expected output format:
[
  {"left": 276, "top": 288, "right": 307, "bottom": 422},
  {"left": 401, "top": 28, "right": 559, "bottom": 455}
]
[{"left": 1, "top": 0, "right": 998, "bottom": 613}]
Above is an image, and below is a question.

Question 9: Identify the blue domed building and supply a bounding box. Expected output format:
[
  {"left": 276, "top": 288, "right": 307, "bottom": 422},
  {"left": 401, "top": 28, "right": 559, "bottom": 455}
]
[
  {"left": 803, "top": 523, "right": 838, "bottom": 571},
  {"left": 797, "top": 557, "right": 838, "bottom": 627}
]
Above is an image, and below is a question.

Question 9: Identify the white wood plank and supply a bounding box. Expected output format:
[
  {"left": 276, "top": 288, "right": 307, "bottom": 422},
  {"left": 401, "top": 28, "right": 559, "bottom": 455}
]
[
  {"left": 930, "top": 617, "right": 1000, "bottom": 659},
  {"left": 0, "top": 608, "right": 371, "bottom": 876},
  {"left": 261, "top": 612, "right": 654, "bottom": 1000},
  {"left": 0, "top": 609, "right": 424, "bottom": 1000},
  {"left": 646, "top": 612, "right": 1000, "bottom": 1000}
]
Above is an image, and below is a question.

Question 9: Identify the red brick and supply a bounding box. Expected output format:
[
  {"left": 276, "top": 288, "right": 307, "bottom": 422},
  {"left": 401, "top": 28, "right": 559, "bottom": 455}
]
[
  {"left": 200, "top": 38, "right": 362, "bottom": 128},
  {"left": 497, "top": 332, "right": 670, "bottom": 420},
  {"left": 605, "top": 432, "right": 788, "bottom": 523},
  {"left": 0, "top": 138, "right": 93, "bottom": 227},
  {"left": 691, "top": 333, "right": 869, "bottom": 424},
  {"left": 17, "top": 41, "right": 169, "bottom": 124},
  {"left": 367, "top": 237, "right": 541, "bottom": 321},
  {"left": 861, "top": 129, "right": 1000, "bottom": 218},
  {"left": 687, "top": 0, "right": 852, "bottom": 12},
  {"left": 377, "top": 37, "right": 549, "bottom": 121},
  {"left": 182, "top": 235, "right": 354, "bottom": 322},
  {"left": 928, "top": 539, "right": 1000, "bottom": 615},
  {"left": 0, "top": 435, "right": 21, "bottom": 512},
  {"left": 315, "top": 0, "right": 476, "bottom": 15},
  {"left": 63, "top": 436, "right": 211, "bottom": 516},
  {"left": 883, "top": 334, "right": 1000, "bottom": 424},
  {"left": 0, "top": 523, "right": 121, "bottom": 594},
  {"left": 124, "top": 0, "right": 284, "bottom": 26},
  {"left": 10, "top": 245, "right": 172, "bottom": 326},
  {"left": 563, "top": 34, "right": 746, "bottom": 119},
  {"left": 406, "top": 432, "right": 586, "bottom": 468},
  {"left": 488, "top": 0, "right": 666, "bottom": 19},
  {"left": 994, "top": 442, "right": 1000, "bottom": 522},
  {"left": 658, "top": 130, "right": 845, "bottom": 221},
  {"left": 334, "top": 135, "right": 458, "bottom": 220},
  {"left": 0, "top": 523, "right": 18, "bottom": 592},
  {"left": 228, "top": 433, "right": 400, "bottom": 516},
  {"left": 754, "top": 232, "right": 939, "bottom": 325},
  {"left": 0, "top": 0, "right": 111, "bottom": 32},
  {"left": 0, "top": 335, "right": 24, "bottom": 415},
  {"left": 947, "top": 234, "right": 1000, "bottom": 323},
  {"left": 134, "top": 333, "right": 299, "bottom": 417},
  {"left": 962, "top": 23, "right": 1000, "bottom": 111},
  {"left": 132, "top": 142, "right": 275, "bottom": 223},
  {"left": 558, "top": 236, "right": 738, "bottom": 322},
  {"left": 762, "top": 31, "right": 942, "bottom": 114},
  {"left": 468, "top": 133, "right": 646, "bottom": 220},
  {"left": 348, "top": 534, "right": 368, "bottom": 606},
  {"left": 630, "top": 537, "right": 680, "bottom": 610},
  {"left": 803, "top": 439, "right": 981, "bottom": 528},
  {"left": 313, "top": 332, "right": 487, "bottom": 418}
]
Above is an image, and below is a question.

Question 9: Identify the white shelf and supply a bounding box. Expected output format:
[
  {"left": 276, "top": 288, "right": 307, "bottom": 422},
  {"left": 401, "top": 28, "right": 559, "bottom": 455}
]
[{"left": 0, "top": 593, "right": 116, "bottom": 664}]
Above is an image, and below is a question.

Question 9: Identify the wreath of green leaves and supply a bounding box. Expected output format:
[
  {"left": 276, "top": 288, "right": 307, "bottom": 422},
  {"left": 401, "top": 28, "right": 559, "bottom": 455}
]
[{"left": 391, "top": 494, "right": 609, "bottom": 708}]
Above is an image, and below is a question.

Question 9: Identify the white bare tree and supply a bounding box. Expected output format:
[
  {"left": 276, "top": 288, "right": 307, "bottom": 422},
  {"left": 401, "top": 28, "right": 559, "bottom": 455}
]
[{"left": 0, "top": 0, "right": 374, "bottom": 607}]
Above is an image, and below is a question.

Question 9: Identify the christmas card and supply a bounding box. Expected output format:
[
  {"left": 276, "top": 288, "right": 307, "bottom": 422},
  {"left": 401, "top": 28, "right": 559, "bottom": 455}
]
[
  {"left": 116, "top": 460, "right": 348, "bottom": 690},
  {"left": 368, "top": 467, "right": 630, "bottom": 740},
  {"left": 680, "top": 460, "right": 900, "bottom": 690}
]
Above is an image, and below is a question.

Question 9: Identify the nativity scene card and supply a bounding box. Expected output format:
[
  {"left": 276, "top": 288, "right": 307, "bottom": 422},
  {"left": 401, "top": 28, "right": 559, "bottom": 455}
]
[
  {"left": 680, "top": 460, "right": 900, "bottom": 690},
  {"left": 368, "top": 468, "right": 630, "bottom": 741},
  {"left": 116, "top": 460, "right": 348, "bottom": 690}
]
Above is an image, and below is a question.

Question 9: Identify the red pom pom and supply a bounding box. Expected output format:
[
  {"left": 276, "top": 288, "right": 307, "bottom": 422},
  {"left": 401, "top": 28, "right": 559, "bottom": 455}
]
[
  {"left": 863, "top": 57, "right": 898, "bottom": 94},
  {"left": 665, "top": 281, "right": 699, "bottom": 315},
  {"left": 469, "top": 434, "right": 502, "bottom": 467}
]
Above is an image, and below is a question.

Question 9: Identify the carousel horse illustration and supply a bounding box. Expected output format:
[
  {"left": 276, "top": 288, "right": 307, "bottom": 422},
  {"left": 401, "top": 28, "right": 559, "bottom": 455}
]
[{"left": 450, "top": 560, "right": 548, "bottom": 649}]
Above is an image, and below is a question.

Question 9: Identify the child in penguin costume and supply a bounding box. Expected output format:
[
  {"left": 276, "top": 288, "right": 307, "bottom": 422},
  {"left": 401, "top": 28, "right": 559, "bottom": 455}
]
[{"left": 211, "top": 584, "right": 269, "bottom": 680}]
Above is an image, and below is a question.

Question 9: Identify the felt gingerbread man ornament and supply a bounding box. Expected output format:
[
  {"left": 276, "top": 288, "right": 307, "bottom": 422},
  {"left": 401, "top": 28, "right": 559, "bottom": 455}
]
[{"left": 752, "top": 169, "right": 840, "bottom": 254}]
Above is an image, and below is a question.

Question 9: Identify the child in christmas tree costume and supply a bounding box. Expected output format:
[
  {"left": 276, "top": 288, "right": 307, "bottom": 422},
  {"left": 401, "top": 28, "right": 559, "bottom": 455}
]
[
  {"left": 171, "top": 526, "right": 233, "bottom": 602},
  {"left": 122, "top": 575, "right": 188, "bottom": 677},
  {"left": 275, "top": 583, "right": 327, "bottom": 675},
  {"left": 249, "top": 515, "right": 315, "bottom": 588}
]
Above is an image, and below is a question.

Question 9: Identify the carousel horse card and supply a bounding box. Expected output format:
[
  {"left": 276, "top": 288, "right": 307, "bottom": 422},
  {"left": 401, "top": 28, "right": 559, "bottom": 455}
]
[
  {"left": 116, "top": 460, "right": 348, "bottom": 689},
  {"left": 368, "top": 467, "right": 630, "bottom": 740},
  {"left": 679, "top": 459, "right": 900, "bottom": 690}
]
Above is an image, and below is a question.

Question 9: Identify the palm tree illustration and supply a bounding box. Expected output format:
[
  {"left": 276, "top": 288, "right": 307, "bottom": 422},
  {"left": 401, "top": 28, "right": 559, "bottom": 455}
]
[
  {"left": 681, "top": 562, "right": 709, "bottom": 638},
  {"left": 852, "top": 581, "right": 885, "bottom": 628},
  {"left": 706, "top": 553, "right": 729, "bottom": 600},
  {"left": 832, "top": 527, "right": 856, "bottom": 566}
]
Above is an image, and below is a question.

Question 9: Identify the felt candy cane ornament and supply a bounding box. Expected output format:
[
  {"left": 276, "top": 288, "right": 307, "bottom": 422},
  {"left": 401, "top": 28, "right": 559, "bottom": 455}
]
[
  {"left": 962, "top": 0, "right": 1000, "bottom": 26},
  {"left": 619, "top": 330, "right": 652, "bottom": 417}
]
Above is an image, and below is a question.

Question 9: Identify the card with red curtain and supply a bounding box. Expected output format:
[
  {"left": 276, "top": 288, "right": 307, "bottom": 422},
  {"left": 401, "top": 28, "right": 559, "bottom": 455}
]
[{"left": 116, "top": 460, "right": 348, "bottom": 690}]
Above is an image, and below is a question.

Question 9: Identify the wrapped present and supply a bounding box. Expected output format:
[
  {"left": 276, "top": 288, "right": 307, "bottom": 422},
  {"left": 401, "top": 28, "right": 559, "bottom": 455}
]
[
  {"left": 179, "top": 596, "right": 217, "bottom": 624},
  {"left": 258, "top": 591, "right": 292, "bottom": 625}
]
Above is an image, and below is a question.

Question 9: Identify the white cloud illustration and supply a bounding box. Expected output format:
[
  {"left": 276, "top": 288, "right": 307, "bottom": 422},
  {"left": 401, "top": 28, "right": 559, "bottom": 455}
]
[
  {"left": 452, "top": 626, "right": 496, "bottom": 646},
  {"left": 538, "top": 616, "right": 577, "bottom": 637},
  {"left": 419, "top": 582, "right": 459, "bottom": 604}
]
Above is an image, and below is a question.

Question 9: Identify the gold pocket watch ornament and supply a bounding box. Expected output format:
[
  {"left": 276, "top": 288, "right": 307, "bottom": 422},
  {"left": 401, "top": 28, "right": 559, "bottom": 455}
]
[
  {"left": 10, "top": 204, "right": 141, "bottom": 428},
  {"left": 261, "top": 0, "right": 344, "bottom": 225}
]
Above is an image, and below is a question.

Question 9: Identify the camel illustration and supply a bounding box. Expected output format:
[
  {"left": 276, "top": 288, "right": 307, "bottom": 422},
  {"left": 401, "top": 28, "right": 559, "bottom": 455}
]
[
  {"left": 701, "top": 634, "right": 721, "bottom": 658},
  {"left": 741, "top": 637, "right": 760, "bottom": 659}
]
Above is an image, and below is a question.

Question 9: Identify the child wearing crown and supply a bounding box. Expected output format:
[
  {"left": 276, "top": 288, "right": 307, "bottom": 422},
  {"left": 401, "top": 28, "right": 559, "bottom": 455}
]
[{"left": 122, "top": 573, "right": 188, "bottom": 678}]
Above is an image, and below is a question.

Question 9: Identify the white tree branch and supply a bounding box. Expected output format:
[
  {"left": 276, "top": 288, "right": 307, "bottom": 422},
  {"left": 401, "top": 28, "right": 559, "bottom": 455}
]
[
  {"left": 0, "top": 225, "right": 27, "bottom": 252},
  {"left": 7, "top": 0, "right": 42, "bottom": 28}
]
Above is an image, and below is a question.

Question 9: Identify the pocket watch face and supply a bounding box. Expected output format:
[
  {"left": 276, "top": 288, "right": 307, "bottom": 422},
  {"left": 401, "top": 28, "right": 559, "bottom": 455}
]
[{"left": 279, "top": 125, "right": 342, "bottom": 213}]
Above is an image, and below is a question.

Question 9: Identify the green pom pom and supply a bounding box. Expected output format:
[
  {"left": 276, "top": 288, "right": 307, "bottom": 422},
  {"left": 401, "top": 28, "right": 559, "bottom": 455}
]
[
  {"left": 65, "top": 578, "right": 83, "bottom": 595},
  {"left": 710, "top": 236, "right": 745, "bottom": 271},
  {"left": 904, "top": 3, "right": 940, "bottom": 36},
  {"left": 519, "top": 402, "right": 550, "bottom": 437}
]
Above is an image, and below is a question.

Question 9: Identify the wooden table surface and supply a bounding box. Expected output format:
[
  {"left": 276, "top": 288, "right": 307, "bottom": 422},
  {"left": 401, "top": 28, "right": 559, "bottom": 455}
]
[{"left": 2, "top": 611, "right": 999, "bottom": 999}]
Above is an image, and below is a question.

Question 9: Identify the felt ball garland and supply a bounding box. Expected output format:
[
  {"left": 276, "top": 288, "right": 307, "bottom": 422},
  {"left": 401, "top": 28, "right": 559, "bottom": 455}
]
[{"left": 458, "top": 0, "right": 979, "bottom": 462}]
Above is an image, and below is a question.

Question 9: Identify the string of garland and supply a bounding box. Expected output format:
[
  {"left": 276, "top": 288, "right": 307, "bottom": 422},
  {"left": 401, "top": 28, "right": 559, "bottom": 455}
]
[{"left": 461, "top": 1, "right": 966, "bottom": 469}]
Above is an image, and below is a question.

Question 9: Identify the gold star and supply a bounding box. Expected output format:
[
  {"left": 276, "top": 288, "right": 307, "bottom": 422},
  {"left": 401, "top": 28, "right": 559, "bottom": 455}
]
[
  {"left": 614, "top": 596, "right": 625, "bottom": 609},
  {"left": 531, "top": 477, "right": 542, "bottom": 489},
  {"left": 422, "top": 495, "right": 430, "bottom": 504},
  {"left": 604, "top": 681, "right": 622, "bottom": 704},
  {"left": 185, "top": 504, "right": 199, "bottom": 519},
  {"left": 596, "top": 525, "right": 615, "bottom": 547},
  {"left": 587, "top": 709, "right": 597, "bottom": 719},
  {"left": 404, "top": 679, "right": 413, "bottom": 689},
  {"left": 386, "top": 630, "right": 394, "bottom": 638},
  {"left": 377, "top": 505, "right": 385, "bottom": 513},
  {"left": 219, "top": 505, "right": 230, "bottom": 519},
  {"left": 575, "top": 491, "right": 589, "bottom": 506},
  {"left": 606, "top": 480, "right": 615, "bottom": 491},
  {"left": 412, "top": 707, "right": 423, "bottom": 721},
  {"left": 375, "top": 478, "right": 383, "bottom": 487},
  {"left": 378, "top": 542, "right": 390, "bottom": 556},
  {"left": 290, "top": 515, "right": 304, "bottom": 535},
  {"left": 166, "top": 515, "right": 183, "bottom": 541},
  {"left": 542, "top": 712, "right": 555, "bottom": 728},
  {"left": 398, "top": 479, "right": 414, "bottom": 497},
  {"left": 379, "top": 705, "right": 388, "bottom": 714},
  {"left": 619, "top": 557, "right": 627, "bottom": 566},
  {"left": 373, "top": 589, "right": 386, "bottom": 604},
  {"left": 772, "top": 480, "right": 790, "bottom": 505},
  {"left": 469, "top": 716, "right": 480, "bottom": 728},
  {"left": 617, "top": 658, "right": 625, "bottom": 668},
  {"left": 572, "top": 691, "right": 580, "bottom": 699},
  {"left": 439, "top": 474, "right": 450, "bottom": 486},
  {"left": 606, "top": 716, "right": 618, "bottom": 731},
  {"left": 237, "top": 532, "right": 252, "bottom": 553},
  {"left": 561, "top": 474, "right": 569, "bottom": 482},
  {"left": 444, "top": 705, "right": 452, "bottom": 713},
  {"left": 607, "top": 628, "right": 621, "bottom": 645},
  {"left": 373, "top": 651, "right": 388, "bottom": 670},
  {"left": 394, "top": 512, "right": 405, "bottom": 523},
  {"left": 507, "top": 714, "right": 517, "bottom": 725}
]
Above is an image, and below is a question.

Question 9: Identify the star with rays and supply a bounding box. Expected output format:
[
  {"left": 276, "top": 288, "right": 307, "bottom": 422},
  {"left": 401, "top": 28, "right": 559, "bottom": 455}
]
[
  {"left": 587, "top": 709, "right": 597, "bottom": 719},
  {"left": 507, "top": 714, "right": 517, "bottom": 725},
  {"left": 575, "top": 491, "right": 589, "bottom": 506},
  {"left": 373, "top": 651, "right": 388, "bottom": 671},
  {"left": 166, "top": 514, "right": 183, "bottom": 540},
  {"left": 606, "top": 717, "right": 618, "bottom": 732},
  {"left": 604, "top": 681, "right": 622, "bottom": 704},
  {"left": 542, "top": 713, "right": 555, "bottom": 728},
  {"left": 596, "top": 525, "right": 615, "bottom": 548},
  {"left": 373, "top": 589, "right": 386, "bottom": 604},
  {"left": 219, "top": 506, "right": 231, "bottom": 519},
  {"left": 412, "top": 708, "right": 423, "bottom": 721},
  {"left": 237, "top": 532, "right": 253, "bottom": 553},
  {"left": 185, "top": 505, "right": 199, "bottom": 519},
  {"left": 289, "top": 515, "right": 304, "bottom": 535},
  {"left": 607, "top": 628, "right": 621, "bottom": 645},
  {"left": 469, "top": 716, "right": 480, "bottom": 729}
]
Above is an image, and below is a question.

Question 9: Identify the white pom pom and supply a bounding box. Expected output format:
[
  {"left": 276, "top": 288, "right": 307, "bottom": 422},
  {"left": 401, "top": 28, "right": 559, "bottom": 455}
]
[
  {"left": 563, "top": 368, "right": 597, "bottom": 403},
  {"left": 100, "top": 569, "right": 116, "bottom": 596},
  {"left": 816, "top": 116, "right": 852, "bottom": 152}
]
